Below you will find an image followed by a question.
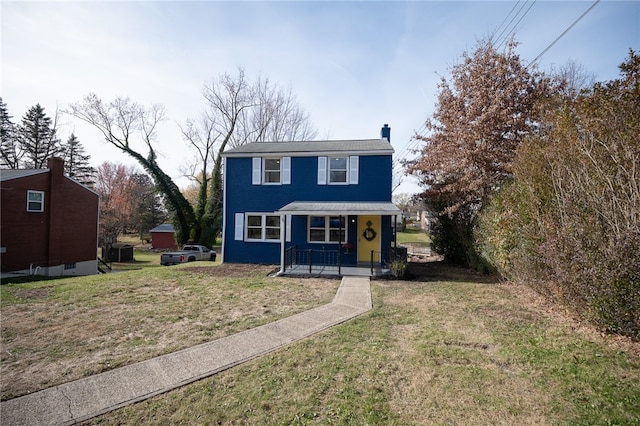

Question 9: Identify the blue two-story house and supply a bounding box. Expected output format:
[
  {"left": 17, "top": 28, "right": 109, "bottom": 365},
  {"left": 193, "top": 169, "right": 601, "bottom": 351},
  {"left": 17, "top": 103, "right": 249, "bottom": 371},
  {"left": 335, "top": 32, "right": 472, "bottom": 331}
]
[{"left": 221, "top": 124, "right": 401, "bottom": 276}]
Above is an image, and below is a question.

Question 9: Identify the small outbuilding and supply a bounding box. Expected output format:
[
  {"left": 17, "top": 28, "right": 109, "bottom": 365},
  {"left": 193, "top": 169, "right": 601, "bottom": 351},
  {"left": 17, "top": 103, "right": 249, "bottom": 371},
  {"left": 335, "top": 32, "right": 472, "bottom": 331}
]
[
  {"left": 102, "top": 243, "right": 134, "bottom": 262},
  {"left": 150, "top": 224, "right": 177, "bottom": 250}
]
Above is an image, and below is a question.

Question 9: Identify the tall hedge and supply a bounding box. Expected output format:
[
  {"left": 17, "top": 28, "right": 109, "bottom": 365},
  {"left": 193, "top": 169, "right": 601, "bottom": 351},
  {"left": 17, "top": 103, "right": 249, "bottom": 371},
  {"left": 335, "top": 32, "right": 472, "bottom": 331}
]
[{"left": 477, "top": 51, "right": 640, "bottom": 338}]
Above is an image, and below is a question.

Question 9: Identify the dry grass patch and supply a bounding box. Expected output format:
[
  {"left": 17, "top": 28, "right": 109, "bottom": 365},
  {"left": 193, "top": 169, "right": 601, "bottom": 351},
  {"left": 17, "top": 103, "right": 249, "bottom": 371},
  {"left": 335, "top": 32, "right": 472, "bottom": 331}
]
[
  {"left": 88, "top": 264, "right": 639, "bottom": 425},
  {"left": 0, "top": 263, "right": 339, "bottom": 400}
]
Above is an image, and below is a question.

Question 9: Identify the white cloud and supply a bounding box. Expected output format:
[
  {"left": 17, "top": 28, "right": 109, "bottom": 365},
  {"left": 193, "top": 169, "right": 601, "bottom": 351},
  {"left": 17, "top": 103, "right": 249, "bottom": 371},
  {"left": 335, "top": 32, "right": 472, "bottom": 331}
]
[{"left": 2, "top": 1, "right": 638, "bottom": 194}]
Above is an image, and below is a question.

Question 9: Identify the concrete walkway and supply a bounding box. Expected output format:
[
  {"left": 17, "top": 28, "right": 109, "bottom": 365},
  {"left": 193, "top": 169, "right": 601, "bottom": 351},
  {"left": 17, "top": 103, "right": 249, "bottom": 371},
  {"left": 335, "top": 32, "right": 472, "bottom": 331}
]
[{"left": 1, "top": 276, "right": 372, "bottom": 425}]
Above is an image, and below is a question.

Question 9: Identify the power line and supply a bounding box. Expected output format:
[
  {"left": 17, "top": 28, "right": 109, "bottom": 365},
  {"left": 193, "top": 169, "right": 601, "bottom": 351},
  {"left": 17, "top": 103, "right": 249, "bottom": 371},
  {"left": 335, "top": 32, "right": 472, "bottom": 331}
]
[
  {"left": 498, "top": 1, "right": 537, "bottom": 50},
  {"left": 495, "top": 0, "right": 528, "bottom": 48},
  {"left": 494, "top": 0, "right": 523, "bottom": 42},
  {"left": 530, "top": 0, "right": 600, "bottom": 66}
]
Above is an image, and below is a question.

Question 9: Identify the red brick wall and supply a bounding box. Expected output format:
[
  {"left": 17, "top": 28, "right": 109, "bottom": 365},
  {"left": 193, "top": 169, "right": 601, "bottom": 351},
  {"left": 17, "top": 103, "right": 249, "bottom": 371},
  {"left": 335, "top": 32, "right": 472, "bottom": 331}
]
[{"left": 0, "top": 160, "right": 99, "bottom": 273}]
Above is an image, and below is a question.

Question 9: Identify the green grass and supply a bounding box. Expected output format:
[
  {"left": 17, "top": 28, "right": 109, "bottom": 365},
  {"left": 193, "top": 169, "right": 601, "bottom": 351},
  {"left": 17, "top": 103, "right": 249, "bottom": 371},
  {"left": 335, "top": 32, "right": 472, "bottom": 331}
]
[
  {"left": 3, "top": 259, "right": 638, "bottom": 424},
  {"left": 106, "top": 249, "right": 164, "bottom": 272},
  {"left": 86, "top": 269, "right": 639, "bottom": 425},
  {"left": 0, "top": 264, "right": 339, "bottom": 401},
  {"left": 396, "top": 228, "right": 431, "bottom": 246}
]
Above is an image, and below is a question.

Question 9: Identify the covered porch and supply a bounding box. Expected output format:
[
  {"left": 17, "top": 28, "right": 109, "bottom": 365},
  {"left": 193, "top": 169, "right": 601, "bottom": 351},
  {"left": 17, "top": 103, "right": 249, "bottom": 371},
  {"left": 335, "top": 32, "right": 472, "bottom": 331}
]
[{"left": 276, "top": 201, "right": 403, "bottom": 277}]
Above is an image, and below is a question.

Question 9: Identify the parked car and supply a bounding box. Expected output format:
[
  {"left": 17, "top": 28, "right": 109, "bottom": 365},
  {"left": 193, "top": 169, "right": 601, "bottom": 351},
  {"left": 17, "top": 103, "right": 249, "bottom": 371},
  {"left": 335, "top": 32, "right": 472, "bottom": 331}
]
[{"left": 160, "top": 245, "right": 216, "bottom": 265}]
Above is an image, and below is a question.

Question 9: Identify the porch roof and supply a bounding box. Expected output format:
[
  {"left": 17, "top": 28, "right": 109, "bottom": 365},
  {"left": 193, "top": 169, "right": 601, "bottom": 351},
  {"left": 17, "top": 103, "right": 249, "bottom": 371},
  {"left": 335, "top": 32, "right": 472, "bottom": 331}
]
[{"left": 276, "top": 201, "right": 401, "bottom": 216}]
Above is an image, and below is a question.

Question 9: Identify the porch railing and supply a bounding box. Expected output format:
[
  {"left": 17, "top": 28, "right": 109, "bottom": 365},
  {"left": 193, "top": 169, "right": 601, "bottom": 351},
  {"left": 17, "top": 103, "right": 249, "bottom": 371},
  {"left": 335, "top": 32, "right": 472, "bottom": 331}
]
[
  {"left": 285, "top": 245, "right": 341, "bottom": 274},
  {"left": 285, "top": 245, "right": 407, "bottom": 276}
]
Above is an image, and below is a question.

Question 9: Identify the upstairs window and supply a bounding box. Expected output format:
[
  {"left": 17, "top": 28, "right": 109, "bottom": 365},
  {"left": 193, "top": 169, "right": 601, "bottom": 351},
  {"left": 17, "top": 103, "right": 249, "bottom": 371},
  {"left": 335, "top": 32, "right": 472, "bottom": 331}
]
[
  {"left": 318, "top": 156, "right": 358, "bottom": 185},
  {"left": 308, "top": 216, "right": 346, "bottom": 243},
  {"left": 27, "top": 190, "right": 44, "bottom": 212},
  {"left": 329, "top": 157, "right": 348, "bottom": 183},
  {"left": 263, "top": 158, "right": 281, "bottom": 184},
  {"left": 252, "top": 157, "right": 291, "bottom": 185}
]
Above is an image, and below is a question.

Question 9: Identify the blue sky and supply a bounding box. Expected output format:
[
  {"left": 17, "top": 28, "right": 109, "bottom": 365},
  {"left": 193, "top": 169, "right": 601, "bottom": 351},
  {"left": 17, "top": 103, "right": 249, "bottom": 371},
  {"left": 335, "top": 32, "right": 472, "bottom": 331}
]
[{"left": 2, "top": 1, "right": 639, "bottom": 193}]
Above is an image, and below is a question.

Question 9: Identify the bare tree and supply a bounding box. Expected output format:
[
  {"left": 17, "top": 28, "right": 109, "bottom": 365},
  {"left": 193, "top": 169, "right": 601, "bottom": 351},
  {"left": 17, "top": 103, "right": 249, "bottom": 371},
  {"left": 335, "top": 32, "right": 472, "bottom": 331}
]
[
  {"left": 184, "top": 68, "right": 317, "bottom": 244},
  {"left": 69, "top": 94, "right": 196, "bottom": 244},
  {"left": 71, "top": 70, "right": 315, "bottom": 246}
]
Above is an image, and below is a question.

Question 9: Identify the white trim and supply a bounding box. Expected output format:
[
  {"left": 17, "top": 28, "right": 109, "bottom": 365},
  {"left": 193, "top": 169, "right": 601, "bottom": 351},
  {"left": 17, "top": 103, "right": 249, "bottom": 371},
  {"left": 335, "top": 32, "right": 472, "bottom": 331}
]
[
  {"left": 282, "top": 156, "right": 291, "bottom": 185},
  {"left": 349, "top": 155, "right": 359, "bottom": 184},
  {"left": 276, "top": 201, "right": 401, "bottom": 216},
  {"left": 262, "top": 157, "right": 282, "bottom": 185},
  {"left": 221, "top": 158, "right": 228, "bottom": 261},
  {"left": 234, "top": 213, "right": 244, "bottom": 241},
  {"left": 317, "top": 156, "right": 327, "bottom": 185},
  {"left": 286, "top": 215, "right": 292, "bottom": 242},
  {"left": 245, "top": 213, "right": 281, "bottom": 243},
  {"left": 252, "top": 157, "right": 262, "bottom": 185},
  {"left": 27, "top": 190, "right": 45, "bottom": 212},
  {"left": 280, "top": 215, "right": 286, "bottom": 274},
  {"left": 327, "top": 156, "right": 348, "bottom": 185}
]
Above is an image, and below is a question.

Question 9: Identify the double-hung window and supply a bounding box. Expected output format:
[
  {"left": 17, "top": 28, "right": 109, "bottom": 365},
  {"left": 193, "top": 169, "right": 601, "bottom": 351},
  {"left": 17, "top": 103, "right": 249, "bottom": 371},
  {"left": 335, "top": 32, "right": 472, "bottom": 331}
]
[
  {"left": 252, "top": 157, "right": 291, "bottom": 185},
  {"left": 317, "top": 156, "right": 358, "bottom": 185},
  {"left": 263, "top": 158, "right": 281, "bottom": 184},
  {"left": 308, "top": 216, "right": 346, "bottom": 243},
  {"left": 27, "top": 190, "right": 44, "bottom": 212},
  {"left": 246, "top": 214, "right": 281, "bottom": 242},
  {"left": 329, "top": 157, "right": 348, "bottom": 184}
]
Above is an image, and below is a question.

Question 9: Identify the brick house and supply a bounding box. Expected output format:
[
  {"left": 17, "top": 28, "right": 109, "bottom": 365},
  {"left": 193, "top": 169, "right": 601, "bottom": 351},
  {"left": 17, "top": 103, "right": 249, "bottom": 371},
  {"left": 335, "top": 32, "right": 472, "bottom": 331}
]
[{"left": 0, "top": 157, "right": 99, "bottom": 276}]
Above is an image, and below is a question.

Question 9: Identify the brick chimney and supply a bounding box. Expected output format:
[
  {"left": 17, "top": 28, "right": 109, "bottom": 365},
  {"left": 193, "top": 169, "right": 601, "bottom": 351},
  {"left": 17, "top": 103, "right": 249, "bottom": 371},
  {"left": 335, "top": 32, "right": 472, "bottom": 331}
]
[
  {"left": 47, "top": 157, "right": 64, "bottom": 175},
  {"left": 381, "top": 124, "right": 391, "bottom": 142},
  {"left": 47, "top": 157, "right": 65, "bottom": 268}
]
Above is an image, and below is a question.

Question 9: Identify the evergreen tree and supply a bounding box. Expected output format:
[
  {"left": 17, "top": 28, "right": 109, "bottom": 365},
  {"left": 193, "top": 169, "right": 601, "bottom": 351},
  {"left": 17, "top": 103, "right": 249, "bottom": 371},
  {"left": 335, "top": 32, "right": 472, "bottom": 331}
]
[
  {"left": 0, "top": 97, "right": 21, "bottom": 168},
  {"left": 130, "top": 173, "right": 167, "bottom": 240},
  {"left": 18, "top": 104, "right": 61, "bottom": 169},
  {"left": 62, "top": 133, "right": 96, "bottom": 186}
]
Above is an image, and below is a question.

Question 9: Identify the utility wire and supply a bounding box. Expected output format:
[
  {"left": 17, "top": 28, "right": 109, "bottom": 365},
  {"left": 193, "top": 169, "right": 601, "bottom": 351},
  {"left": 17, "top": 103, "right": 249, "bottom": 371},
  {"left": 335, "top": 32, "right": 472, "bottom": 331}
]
[
  {"left": 497, "top": 0, "right": 537, "bottom": 50},
  {"left": 494, "top": 0, "right": 522, "bottom": 43},
  {"left": 495, "top": 0, "right": 529, "bottom": 48},
  {"left": 530, "top": 0, "right": 600, "bottom": 66}
]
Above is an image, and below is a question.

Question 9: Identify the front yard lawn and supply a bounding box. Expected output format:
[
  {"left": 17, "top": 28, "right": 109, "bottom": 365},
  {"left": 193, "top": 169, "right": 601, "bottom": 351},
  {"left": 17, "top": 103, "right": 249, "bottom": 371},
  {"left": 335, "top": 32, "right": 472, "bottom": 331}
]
[{"left": 2, "top": 262, "right": 638, "bottom": 425}]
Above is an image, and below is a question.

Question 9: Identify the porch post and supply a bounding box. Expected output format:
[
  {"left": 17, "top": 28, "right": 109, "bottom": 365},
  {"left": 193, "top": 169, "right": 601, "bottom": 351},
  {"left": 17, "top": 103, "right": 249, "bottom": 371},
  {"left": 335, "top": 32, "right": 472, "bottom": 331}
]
[
  {"left": 338, "top": 215, "right": 342, "bottom": 275},
  {"left": 394, "top": 214, "right": 398, "bottom": 247},
  {"left": 279, "top": 214, "right": 286, "bottom": 274}
]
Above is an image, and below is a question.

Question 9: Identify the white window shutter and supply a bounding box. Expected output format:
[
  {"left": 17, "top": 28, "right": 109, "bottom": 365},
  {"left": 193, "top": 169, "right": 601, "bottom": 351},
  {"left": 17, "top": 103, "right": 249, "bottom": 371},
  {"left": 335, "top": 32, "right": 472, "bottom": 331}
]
[
  {"left": 252, "top": 157, "right": 261, "bottom": 185},
  {"left": 349, "top": 156, "right": 359, "bottom": 184},
  {"left": 286, "top": 215, "right": 292, "bottom": 242},
  {"left": 282, "top": 157, "right": 291, "bottom": 185},
  {"left": 317, "top": 157, "right": 327, "bottom": 185},
  {"left": 234, "top": 213, "right": 244, "bottom": 240}
]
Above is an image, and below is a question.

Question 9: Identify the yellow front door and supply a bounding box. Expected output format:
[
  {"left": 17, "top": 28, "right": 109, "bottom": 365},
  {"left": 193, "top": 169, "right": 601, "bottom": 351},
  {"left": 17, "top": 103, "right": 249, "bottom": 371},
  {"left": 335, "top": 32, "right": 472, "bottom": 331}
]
[{"left": 358, "top": 215, "right": 381, "bottom": 262}]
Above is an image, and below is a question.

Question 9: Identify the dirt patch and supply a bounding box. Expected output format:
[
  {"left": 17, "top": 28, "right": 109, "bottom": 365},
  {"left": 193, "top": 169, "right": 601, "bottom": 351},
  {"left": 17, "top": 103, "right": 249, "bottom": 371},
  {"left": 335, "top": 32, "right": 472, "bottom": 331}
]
[
  {"left": 11, "top": 286, "right": 54, "bottom": 300},
  {"left": 182, "top": 263, "right": 276, "bottom": 278}
]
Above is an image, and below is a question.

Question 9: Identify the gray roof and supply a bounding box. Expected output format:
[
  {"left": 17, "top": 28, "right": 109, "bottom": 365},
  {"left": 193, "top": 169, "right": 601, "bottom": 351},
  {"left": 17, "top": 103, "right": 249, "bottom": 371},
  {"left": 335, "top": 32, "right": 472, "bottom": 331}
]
[
  {"left": 0, "top": 168, "right": 48, "bottom": 181},
  {"left": 222, "top": 139, "right": 393, "bottom": 157},
  {"left": 276, "top": 201, "right": 401, "bottom": 216},
  {"left": 150, "top": 223, "right": 175, "bottom": 233}
]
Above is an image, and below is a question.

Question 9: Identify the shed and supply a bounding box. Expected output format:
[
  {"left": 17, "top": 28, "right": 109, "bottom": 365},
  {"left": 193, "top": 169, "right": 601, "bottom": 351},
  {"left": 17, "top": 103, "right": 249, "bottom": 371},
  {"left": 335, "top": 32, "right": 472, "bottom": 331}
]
[
  {"left": 150, "top": 224, "right": 177, "bottom": 250},
  {"left": 102, "top": 243, "right": 134, "bottom": 262}
]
